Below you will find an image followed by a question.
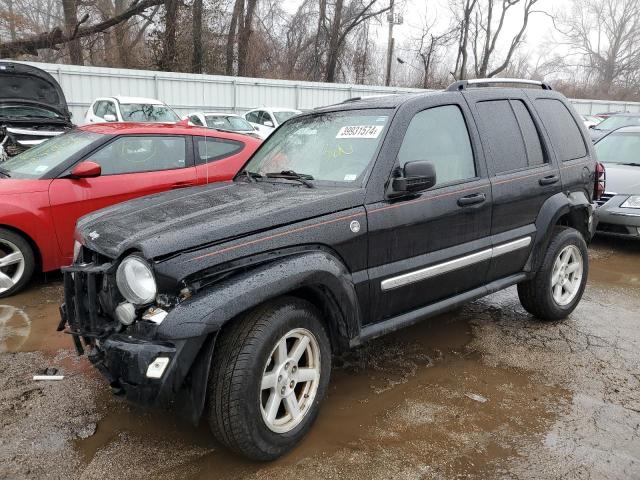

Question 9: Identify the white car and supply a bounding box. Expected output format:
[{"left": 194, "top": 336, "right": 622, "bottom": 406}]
[
  {"left": 244, "top": 108, "right": 301, "bottom": 137},
  {"left": 84, "top": 96, "right": 180, "bottom": 124},
  {"left": 185, "top": 112, "right": 265, "bottom": 139}
]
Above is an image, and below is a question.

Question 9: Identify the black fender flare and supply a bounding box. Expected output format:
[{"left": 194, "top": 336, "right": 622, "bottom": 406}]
[
  {"left": 156, "top": 250, "right": 362, "bottom": 343},
  {"left": 527, "top": 191, "right": 594, "bottom": 272}
]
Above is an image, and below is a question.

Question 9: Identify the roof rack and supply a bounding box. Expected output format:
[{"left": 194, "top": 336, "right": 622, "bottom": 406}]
[{"left": 446, "top": 78, "right": 552, "bottom": 92}]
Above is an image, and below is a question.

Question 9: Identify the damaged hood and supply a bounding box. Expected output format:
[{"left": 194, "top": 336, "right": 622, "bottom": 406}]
[
  {"left": 0, "top": 61, "right": 71, "bottom": 120},
  {"left": 77, "top": 181, "right": 364, "bottom": 259}
]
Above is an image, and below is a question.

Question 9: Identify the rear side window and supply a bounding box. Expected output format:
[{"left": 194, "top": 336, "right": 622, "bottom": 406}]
[
  {"left": 397, "top": 105, "right": 476, "bottom": 185},
  {"left": 511, "top": 101, "right": 545, "bottom": 167},
  {"left": 90, "top": 136, "right": 186, "bottom": 175},
  {"left": 477, "top": 100, "right": 546, "bottom": 174},
  {"left": 477, "top": 100, "right": 527, "bottom": 173},
  {"left": 196, "top": 137, "right": 243, "bottom": 164},
  {"left": 535, "top": 98, "right": 586, "bottom": 161}
]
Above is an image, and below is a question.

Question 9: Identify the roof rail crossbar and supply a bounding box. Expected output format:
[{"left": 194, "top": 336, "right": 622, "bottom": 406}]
[{"left": 446, "top": 78, "right": 552, "bottom": 92}]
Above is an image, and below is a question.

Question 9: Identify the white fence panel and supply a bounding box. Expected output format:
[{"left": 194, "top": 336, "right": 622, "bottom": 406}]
[{"left": 23, "top": 61, "right": 640, "bottom": 122}]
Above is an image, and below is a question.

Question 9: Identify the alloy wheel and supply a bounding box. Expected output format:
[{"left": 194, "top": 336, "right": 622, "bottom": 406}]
[
  {"left": 260, "top": 328, "right": 321, "bottom": 433},
  {"left": 551, "top": 244, "right": 583, "bottom": 306},
  {"left": 0, "top": 239, "right": 25, "bottom": 294}
]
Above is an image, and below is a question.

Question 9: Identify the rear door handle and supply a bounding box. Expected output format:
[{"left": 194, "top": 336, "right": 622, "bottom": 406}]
[
  {"left": 539, "top": 174, "right": 559, "bottom": 186},
  {"left": 457, "top": 193, "right": 486, "bottom": 207}
]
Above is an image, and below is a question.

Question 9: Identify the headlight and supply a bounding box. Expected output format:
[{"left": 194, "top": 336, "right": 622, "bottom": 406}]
[
  {"left": 116, "top": 255, "right": 157, "bottom": 305},
  {"left": 621, "top": 195, "right": 640, "bottom": 209}
]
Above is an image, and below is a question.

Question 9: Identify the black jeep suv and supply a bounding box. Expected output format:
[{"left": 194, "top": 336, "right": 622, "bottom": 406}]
[{"left": 60, "top": 79, "right": 601, "bottom": 460}]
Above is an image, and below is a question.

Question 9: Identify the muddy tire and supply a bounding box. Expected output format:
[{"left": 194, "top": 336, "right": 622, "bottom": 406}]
[
  {"left": 518, "top": 226, "right": 588, "bottom": 321},
  {"left": 0, "top": 228, "right": 35, "bottom": 298},
  {"left": 207, "top": 297, "right": 331, "bottom": 460}
]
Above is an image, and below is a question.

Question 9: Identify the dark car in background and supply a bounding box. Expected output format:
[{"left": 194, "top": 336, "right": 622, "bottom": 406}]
[
  {"left": 594, "top": 126, "right": 640, "bottom": 238},
  {"left": 589, "top": 113, "right": 640, "bottom": 142},
  {"left": 0, "top": 61, "right": 73, "bottom": 158}
]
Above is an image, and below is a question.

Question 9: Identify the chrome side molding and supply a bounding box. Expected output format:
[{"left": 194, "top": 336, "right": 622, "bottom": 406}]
[{"left": 381, "top": 236, "right": 532, "bottom": 291}]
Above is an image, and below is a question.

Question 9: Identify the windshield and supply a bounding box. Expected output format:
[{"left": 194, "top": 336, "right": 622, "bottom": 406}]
[
  {"left": 205, "top": 115, "right": 253, "bottom": 131},
  {"left": 0, "top": 104, "right": 62, "bottom": 119},
  {"left": 273, "top": 111, "right": 299, "bottom": 124},
  {"left": 243, "top": 110, "right": 389, "bottom": 183},
  {"left": 1, "top": 129, "right": 101, "bottom": 178},
  {"left": 119, "top": 103, "right": 179, "bottom": 122},
  {"left": 595, "top": 115, "right": 640, "bottom": 131},
  {"left": 595, "top": 132, "right": 640, "bottom": 165}
]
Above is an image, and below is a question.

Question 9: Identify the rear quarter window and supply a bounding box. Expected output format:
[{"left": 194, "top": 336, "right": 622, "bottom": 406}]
[
  {"left": 197, "top": 137, "right": 244, "bottom": 163},
  {"left": 534, "top": 98, "right": 587, "bottom": 161}
]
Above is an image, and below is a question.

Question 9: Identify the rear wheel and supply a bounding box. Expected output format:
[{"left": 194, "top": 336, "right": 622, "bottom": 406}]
[
  {"left": 0, "top": 228, "right": 35, "bottom": 298},
  {"left": 207, "top": 297, "right": 331, "bottom": 460},
  {"left": 518, "top": 226, "right": 588, "bottom": 321}
]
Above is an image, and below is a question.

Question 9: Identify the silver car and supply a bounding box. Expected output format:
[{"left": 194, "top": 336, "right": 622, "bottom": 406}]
[{"left": 594, "top": 126, "right": 640, "bottom": 238}]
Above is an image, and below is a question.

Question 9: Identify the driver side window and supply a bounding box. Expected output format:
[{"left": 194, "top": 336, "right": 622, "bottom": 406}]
[
  {"left": 397, "top": 105, "right": 476, "bottom": 186},
  {"left": 88, "top": 136, "right": 186, "bottom": 175}
]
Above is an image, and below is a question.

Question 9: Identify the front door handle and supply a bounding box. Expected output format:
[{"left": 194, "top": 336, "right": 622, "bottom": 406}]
[
  {"left": 539, "top": 174, "right": 560, "bottom": 186},
  {"left": 457, "top": 193, "right": 486, "bottom": 207}
]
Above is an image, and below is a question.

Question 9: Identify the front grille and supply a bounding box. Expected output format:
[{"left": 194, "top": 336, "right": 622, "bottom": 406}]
[
  {"left": 61, "top": 261, "right": 119, "bottom": 354},
  {"left": 597, "top": 192, "right": 616, "bottom": 207}
]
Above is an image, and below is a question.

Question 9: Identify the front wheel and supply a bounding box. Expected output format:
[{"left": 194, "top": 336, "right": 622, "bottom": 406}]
[
  {"left": 207, "top": 297, "right": 331, "bottom": 460},
  {"left": 518, "top": 226, "right": 588, "bottom": 321},
  {"left": 0, "top": 228, "right": 35, "bottom": 298}
]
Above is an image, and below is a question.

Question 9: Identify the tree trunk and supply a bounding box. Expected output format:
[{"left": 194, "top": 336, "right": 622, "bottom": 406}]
[
  {"left": 159, "top": 0, "right": 179, "bottom": 71},
  {"left": 192, "top": 0, "right": 203, "bottom": 73},
  {"left": 237, "top": 0, "right": 257, "bottom": 76},
  {"left": 62, "top": 0, "right": 83, "bottom": 65},
  {"left": 325, "top": 0, "right": 344, "bottom": 83},
  {"left": 7, "top": 0, "right": 17, "bottom": 41},
  {"left": 312, "top": 0, "right": 327, "bottom": 80},
  {"left": 226, "top": 0, "right": 243, "bottom": 75},
  {"left": 114, "top": 0, "right": 129, "bottom": 67}
]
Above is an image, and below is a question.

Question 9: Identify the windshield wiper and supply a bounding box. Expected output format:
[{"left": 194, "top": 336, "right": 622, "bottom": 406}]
[
  {"left": 240, "top": 170, "right": 262, "bottom": 183},
  {"left": 0, "top": 167, "right": 11, "bottom": 178},
  {"left": 265, "top": 170, "right": 315, "bottom": 188},
  {"left": 620, "top": 162, "right": 640, "bottom": 167}
]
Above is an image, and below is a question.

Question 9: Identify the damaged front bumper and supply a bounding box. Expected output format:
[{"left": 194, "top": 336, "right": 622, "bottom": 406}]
[{"left": 58, "top": 262, "right": 208, "bottom": 411}]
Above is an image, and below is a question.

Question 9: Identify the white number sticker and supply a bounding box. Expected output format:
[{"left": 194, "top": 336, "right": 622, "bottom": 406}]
[{"left": 336, "top": 125, "right": 383, "bottom": 139}]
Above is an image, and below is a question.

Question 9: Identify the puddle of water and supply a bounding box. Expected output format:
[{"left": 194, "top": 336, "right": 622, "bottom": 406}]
[
  {"left": 589, "top": 237, "right": 640, "bottom": 289},
  {"left": 0, "top": 274, "right": 71, "bottom": 353},
  {"left": 75, "top": 315, "right": 569, "bottom": 479}
]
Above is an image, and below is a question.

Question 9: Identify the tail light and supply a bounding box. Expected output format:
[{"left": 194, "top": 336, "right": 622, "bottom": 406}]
[{"left": 594, "top": 162, "right": 606, "bottom": 201}]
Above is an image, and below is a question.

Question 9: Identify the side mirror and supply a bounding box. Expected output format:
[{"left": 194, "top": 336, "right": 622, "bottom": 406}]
[
  {"left": 391, "top": 161, "right": 436, "bottom": 195},
  {"left": 103, "top": 114, "right": 117, "bottom": 122},
  {"left": 588, "top": 125, "right": 595, "bottom": 129},
  {"left": 263, "top": 120, "right": 274, "bottom": 128},
  {"left": 70, "top": 161, "right": 101, "bottom": 179}
]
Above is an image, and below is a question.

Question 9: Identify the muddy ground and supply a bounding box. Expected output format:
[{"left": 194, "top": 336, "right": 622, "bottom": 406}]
[{"left": 0, "top": 237, "right": 638, "bottom": 480}]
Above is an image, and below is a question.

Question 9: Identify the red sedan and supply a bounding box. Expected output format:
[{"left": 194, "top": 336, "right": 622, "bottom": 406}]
[{"left": 0, "top": 122, "right": 260, "bottom": 297}]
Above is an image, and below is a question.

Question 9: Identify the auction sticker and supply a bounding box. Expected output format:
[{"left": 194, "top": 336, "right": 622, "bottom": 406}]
[{"left": 336, "top": 125, "right": 383, "bottom": 139}]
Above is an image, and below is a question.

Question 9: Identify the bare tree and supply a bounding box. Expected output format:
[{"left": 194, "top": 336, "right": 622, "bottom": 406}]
[
  {"left": 158, "top": 0, "right": 178, "bottom": 70},
  {"left": 0, "top": 0, "right": 164, "bottom": 58},
  {"left": 325, "top": 0, "right": 392, "bottom": 82},
  {"left": 62, "top": 0, "right": 84, "bottom": 64},
  {"left": 555, "top": 0, "right": 640, "bottom": 95},
  {"left": 451, "top": 0, "right": 476, "bottom": 80},
  {"left": 192, "top": 0, "right": 203, "bottom": 73},
  {"left": 451, "top": 0, "right": 538, "bottom": 79}
]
